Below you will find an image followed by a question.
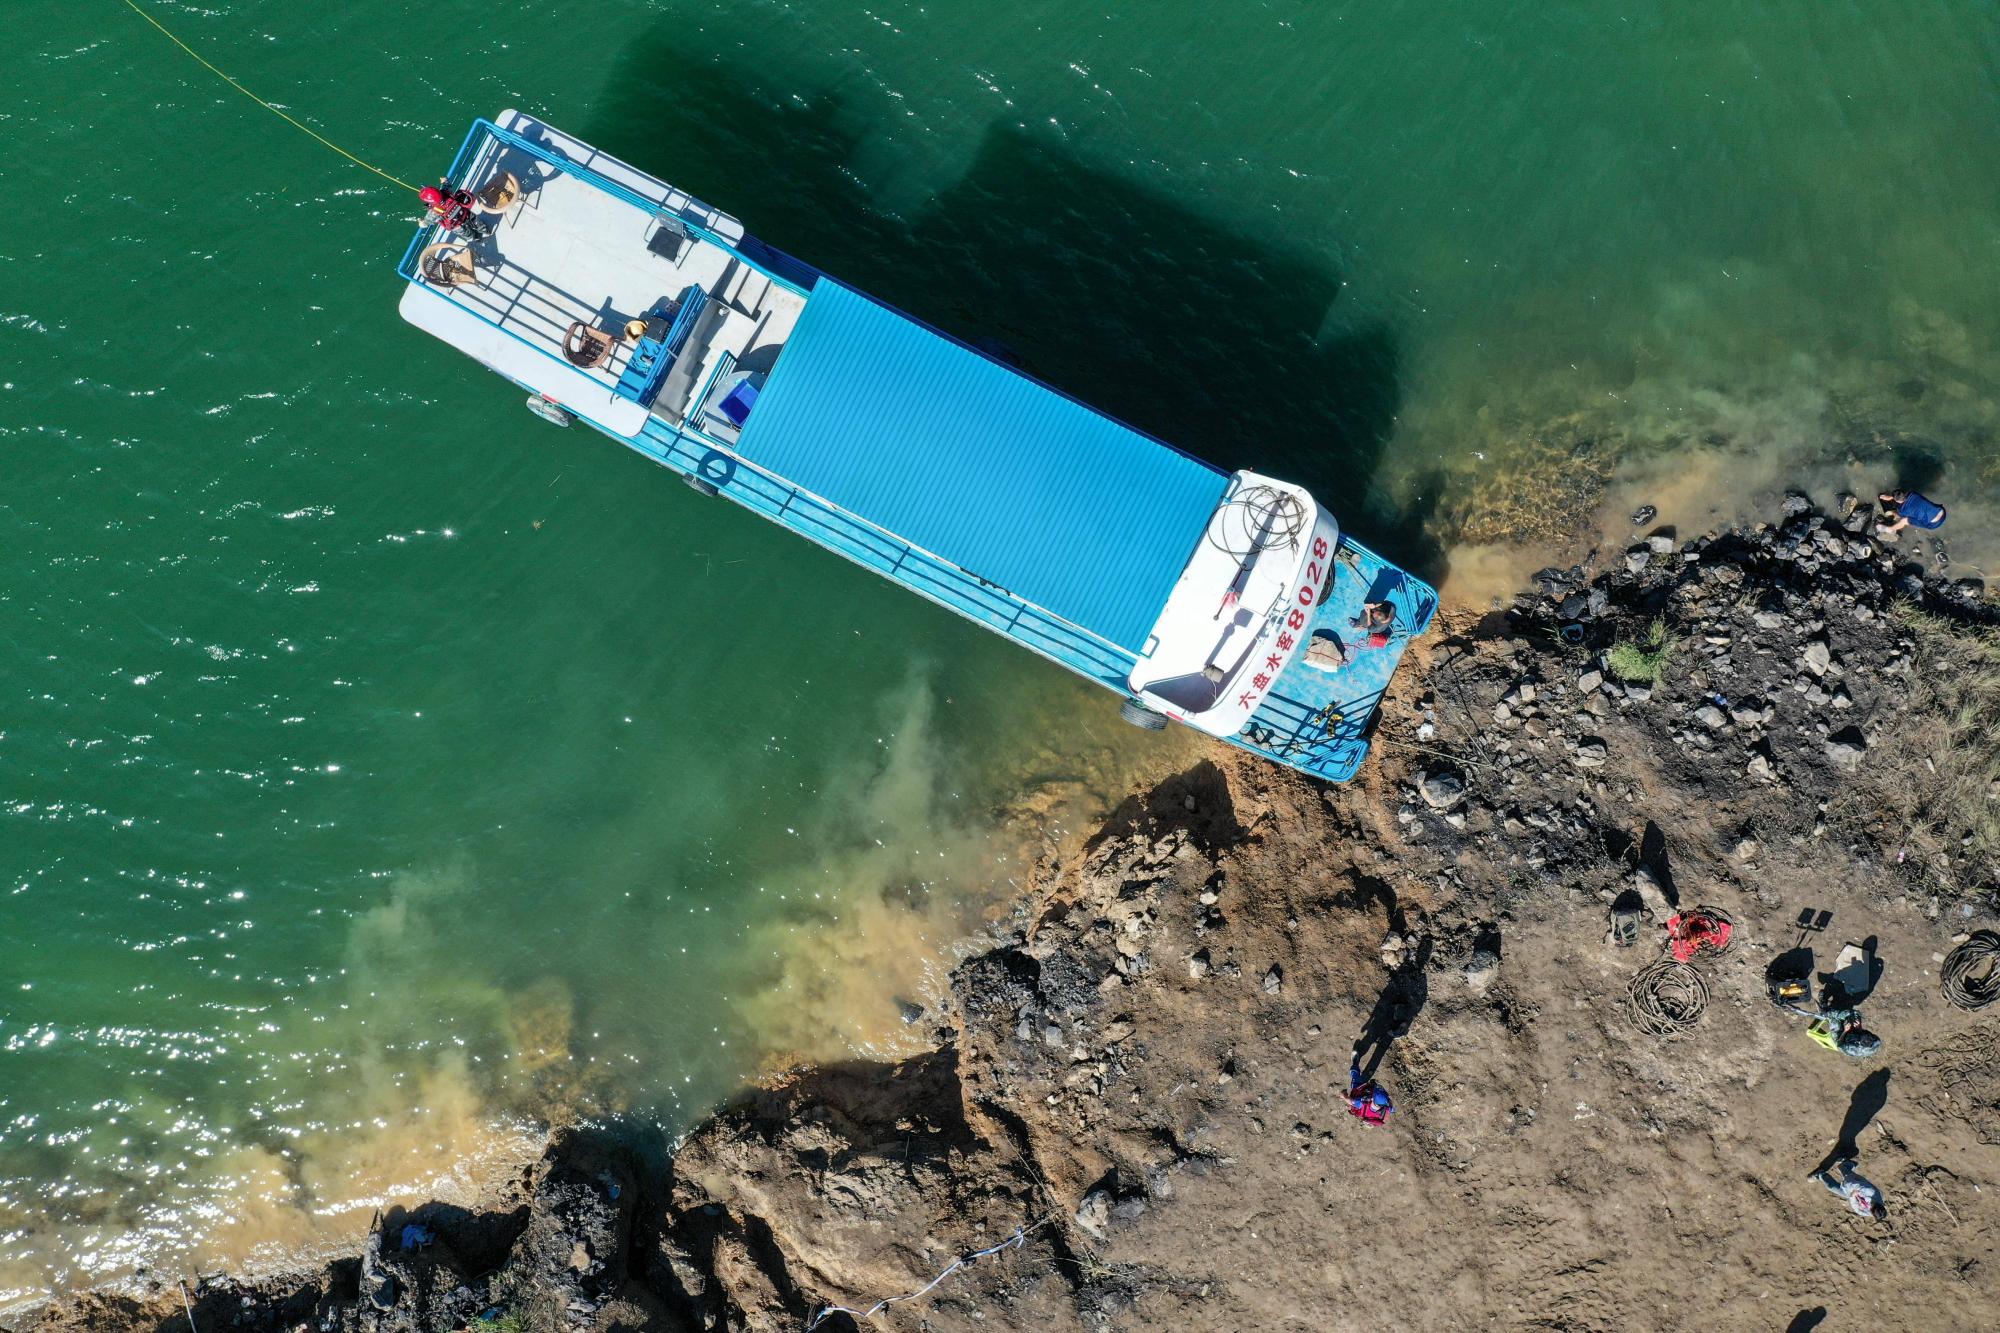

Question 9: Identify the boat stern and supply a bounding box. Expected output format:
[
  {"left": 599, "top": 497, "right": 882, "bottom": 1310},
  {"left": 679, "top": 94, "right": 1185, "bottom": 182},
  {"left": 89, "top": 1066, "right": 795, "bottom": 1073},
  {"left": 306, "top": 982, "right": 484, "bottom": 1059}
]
[{"left": 1126, "top": 473, "right": 1339, "bottom": 737}]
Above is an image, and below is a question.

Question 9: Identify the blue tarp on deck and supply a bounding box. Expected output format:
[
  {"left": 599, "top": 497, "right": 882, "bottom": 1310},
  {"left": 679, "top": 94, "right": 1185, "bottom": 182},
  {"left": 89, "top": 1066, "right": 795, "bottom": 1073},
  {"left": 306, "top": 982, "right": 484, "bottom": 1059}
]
[{"left": 731, "top": 281, "right": 1228, "bottom": 653}]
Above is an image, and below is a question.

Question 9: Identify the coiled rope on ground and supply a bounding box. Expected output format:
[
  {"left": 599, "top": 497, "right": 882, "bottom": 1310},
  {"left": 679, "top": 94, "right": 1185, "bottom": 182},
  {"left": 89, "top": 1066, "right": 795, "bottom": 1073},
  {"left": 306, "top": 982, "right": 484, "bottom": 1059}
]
[
  {"left": 1941, "top": 930, "right": 2000, "bottom": 1010},
  {"left": 1628, "top": 960, "right": 1709, "bottom": 1036}
]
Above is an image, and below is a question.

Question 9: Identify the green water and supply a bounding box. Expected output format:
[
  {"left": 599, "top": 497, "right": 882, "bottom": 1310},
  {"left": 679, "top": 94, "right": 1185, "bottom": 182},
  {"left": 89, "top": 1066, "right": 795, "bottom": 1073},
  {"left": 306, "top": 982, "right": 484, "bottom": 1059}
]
[{"left": 5, "top": 0, "right": 1998, "bottom": 1299}]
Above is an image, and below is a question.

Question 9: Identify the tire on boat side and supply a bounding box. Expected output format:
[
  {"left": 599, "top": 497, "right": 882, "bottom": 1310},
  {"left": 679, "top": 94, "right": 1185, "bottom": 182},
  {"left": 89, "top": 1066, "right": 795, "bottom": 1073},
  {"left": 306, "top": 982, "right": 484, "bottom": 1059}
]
[
  {"left": 682, "top": 473, "right": 720, "bottom": 497},
  {"left": 1118, "top": 697, "right": 1168, "bottom": 731}
]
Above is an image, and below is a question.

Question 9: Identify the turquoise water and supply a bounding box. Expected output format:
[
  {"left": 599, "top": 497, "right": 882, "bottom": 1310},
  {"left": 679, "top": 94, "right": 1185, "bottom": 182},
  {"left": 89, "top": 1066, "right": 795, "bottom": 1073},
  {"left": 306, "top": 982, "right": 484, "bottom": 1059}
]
[{"left": 5, "top": 0, "right": 1998, "bottom": 1299}]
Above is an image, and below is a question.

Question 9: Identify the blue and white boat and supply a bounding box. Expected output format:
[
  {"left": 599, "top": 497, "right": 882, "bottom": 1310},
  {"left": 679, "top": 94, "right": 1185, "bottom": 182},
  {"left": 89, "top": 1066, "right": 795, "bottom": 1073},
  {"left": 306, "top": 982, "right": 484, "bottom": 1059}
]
[{"left": 398, "top": 113, "right": 1437, "bottom": 783}]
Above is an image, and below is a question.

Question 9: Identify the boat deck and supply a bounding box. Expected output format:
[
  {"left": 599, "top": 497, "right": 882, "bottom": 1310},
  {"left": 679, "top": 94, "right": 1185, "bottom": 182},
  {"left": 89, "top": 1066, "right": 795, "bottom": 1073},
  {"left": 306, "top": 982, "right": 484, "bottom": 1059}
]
[
  {"left": 399, "top": 113, "right": 806, "bottom": 438},
  {"left": 1237, "top": 546, "right": 1437, "bottom": 779}
]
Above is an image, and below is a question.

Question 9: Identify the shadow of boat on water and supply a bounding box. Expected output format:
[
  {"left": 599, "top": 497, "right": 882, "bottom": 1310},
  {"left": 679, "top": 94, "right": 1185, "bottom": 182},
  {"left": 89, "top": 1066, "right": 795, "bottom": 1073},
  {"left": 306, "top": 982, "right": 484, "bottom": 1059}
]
[{"left": 578, "top": 39, "right": 1446, "bottom": 584}]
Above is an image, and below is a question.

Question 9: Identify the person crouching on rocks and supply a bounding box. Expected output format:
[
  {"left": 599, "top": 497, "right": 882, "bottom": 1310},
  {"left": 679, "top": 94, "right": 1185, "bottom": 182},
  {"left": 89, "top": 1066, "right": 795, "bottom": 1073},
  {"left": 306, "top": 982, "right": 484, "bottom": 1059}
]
[
  {"left": 1876, "top": 488, "right": 1946, "bottom": 542},
  {"left": 1346, "top": 1056, "right": 1394, "bottom": 1126}
]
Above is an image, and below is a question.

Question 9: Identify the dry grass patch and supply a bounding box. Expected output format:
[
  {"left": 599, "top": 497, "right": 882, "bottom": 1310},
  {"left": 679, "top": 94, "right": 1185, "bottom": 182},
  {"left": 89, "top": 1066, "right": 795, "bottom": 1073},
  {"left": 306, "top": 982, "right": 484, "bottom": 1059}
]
[{"left": 1839, "top": 603, "right": 2000, "bottom": 900}]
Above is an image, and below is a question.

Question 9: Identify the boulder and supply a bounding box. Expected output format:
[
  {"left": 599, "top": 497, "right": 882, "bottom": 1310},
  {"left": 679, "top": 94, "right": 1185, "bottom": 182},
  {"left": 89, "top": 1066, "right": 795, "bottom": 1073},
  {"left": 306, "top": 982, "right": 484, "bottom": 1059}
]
[
  {"left": 1075, "top": 1189, "right": 1112, "bottom": 1240},
  {"left": 1573, "top": 738, "right": 1608, "bottom": 769},
  {"left": 1420, "top": 770, "right": 1467, "bottom": 810},
  {"left": 1803, "top": 638, "right": 1832, "bottom": 676},
  {"left": 1825, "top": 728, "right": 1868, "bottom": 773},
  {"left": 1629, "top": 866, "right": 1671, "bottom": 918},
  {"left": 1693, "top": 704, "right": 1726, "bottom": 730},
  {"left": 1729, "top": 699, "right": 1772, "bottom": 726},
  {"left": 1531, "top": 567, "right": 1577, "bottom": 596}
]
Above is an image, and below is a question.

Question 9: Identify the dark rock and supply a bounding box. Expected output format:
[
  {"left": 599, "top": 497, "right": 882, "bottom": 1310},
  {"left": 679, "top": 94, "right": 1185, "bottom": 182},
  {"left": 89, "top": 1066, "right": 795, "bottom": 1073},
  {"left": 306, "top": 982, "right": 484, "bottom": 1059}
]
[
  {"left": 510, "top": 1128, "right": 639, "bottom": 1317},
  {"left": 1531, "top": 566, "right": 1576, "bottom": 596},
  {"left": 1111, "top": 1195, "right": 1149, "bottom": 1223},
  {"left": 1630, "top": 504, "right": 1658, "bottom": 526}
]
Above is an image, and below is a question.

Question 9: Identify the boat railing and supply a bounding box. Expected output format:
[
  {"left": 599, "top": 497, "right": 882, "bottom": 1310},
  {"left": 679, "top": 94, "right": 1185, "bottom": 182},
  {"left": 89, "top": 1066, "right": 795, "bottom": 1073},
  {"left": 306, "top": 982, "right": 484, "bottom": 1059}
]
[
  {"left": 396, "top": 119, "right": 811, "bottom": 415},
  {"left": 631, "top": 417, "right": 1140, "bottom": 687},
  {"left": 469, "top": 256, "right": 633, "bottom": 360},
  {"left": 432, "top": 120, "right": 811, "bottom": 301}
]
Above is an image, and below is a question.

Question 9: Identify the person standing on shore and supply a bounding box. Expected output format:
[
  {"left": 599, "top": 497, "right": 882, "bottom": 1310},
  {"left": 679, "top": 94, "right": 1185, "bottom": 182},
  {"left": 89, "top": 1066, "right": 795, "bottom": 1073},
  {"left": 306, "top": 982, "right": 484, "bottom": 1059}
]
[
  {"left": 1345, "top": 1055, "right": 1394, "bottom": 1126},
  {"left": 1810, "top": 1157, "right": 1885, "bottom": 1219},
  {"left": 1876, "top": 489, "right": 1946, "bottom": 542}
]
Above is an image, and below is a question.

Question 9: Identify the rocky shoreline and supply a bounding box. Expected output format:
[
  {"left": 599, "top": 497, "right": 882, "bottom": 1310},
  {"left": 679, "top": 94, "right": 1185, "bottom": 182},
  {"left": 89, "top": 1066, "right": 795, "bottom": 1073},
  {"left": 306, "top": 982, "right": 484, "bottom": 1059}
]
[{"left": 13, "top": 493, "right": 2000, "bottom": 1333}]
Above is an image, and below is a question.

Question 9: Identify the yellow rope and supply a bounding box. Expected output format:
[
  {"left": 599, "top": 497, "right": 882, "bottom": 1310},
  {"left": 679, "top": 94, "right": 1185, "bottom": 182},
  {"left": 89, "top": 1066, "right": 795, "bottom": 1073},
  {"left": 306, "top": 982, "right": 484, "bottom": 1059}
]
[{"left": 115, "top": 0, "right": 422, "bottom": 194}]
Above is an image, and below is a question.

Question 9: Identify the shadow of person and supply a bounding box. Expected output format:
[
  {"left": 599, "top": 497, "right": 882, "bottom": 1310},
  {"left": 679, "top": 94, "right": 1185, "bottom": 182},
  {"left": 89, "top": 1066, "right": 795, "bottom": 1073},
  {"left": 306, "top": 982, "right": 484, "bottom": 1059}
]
[
  {"left": 1785, "top": 1308, "right": 1827, "bottom": 1333},
  {"left": 1353, "top": 935, "right": 1432, "bottom": 1080},
  {"left": 1638, "top": 819, "right": 1679, "bottom": 909},
  {"left": 1892, "top": 443, "right": 1945, "bottom": 496},
  {"left": 1822, "top": 936, "right": 1884, "bottom": 1009},
  {"left": 1765, "top": 947, "right": 1815, "bottom": 985},
  {"left": 1812, "top": 1068, "right": 1891, "bottom": 1178},
  {"left": 577, "top": 41, "right": 1437, "bottom": 579}
]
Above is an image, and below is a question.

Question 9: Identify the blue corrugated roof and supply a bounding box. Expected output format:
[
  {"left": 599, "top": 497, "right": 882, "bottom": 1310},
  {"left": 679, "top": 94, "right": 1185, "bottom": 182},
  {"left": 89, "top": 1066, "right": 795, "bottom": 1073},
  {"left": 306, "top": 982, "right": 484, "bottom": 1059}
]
[{"left": 732, "top": 281, "right": 1228, "bottom": 652}]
